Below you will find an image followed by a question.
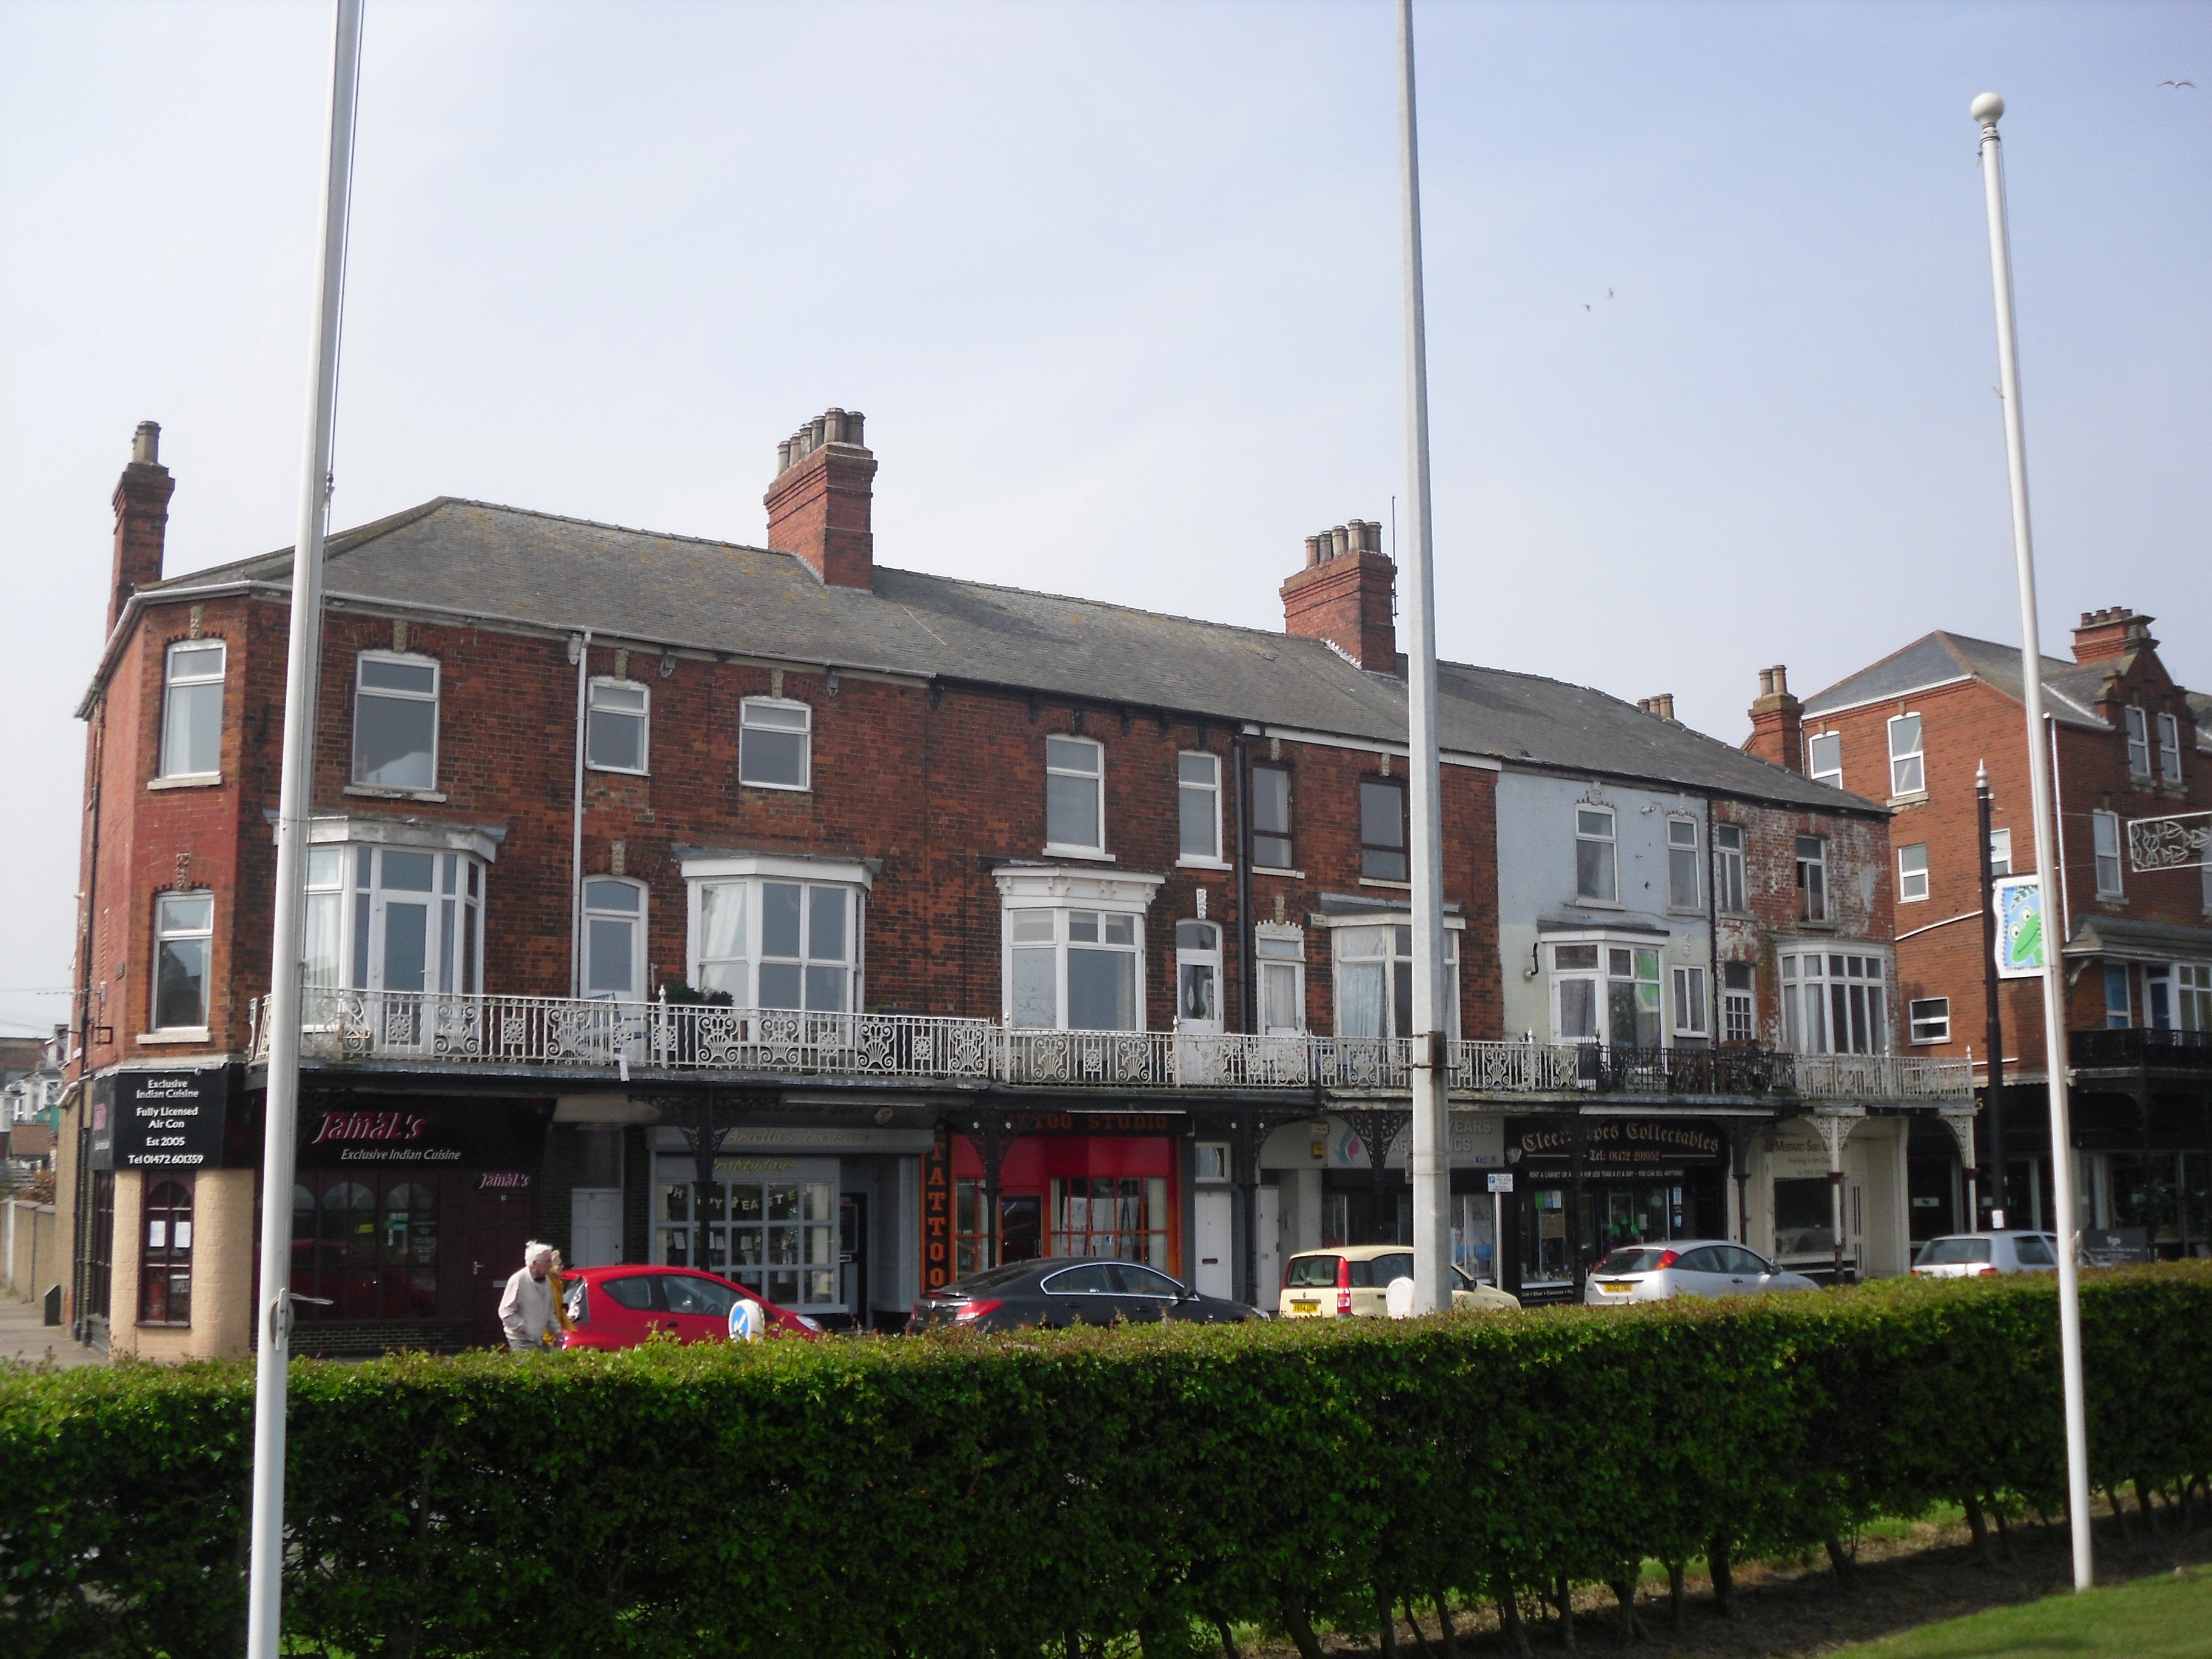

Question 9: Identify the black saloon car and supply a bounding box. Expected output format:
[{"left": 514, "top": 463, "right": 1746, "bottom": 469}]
[{"left": 907, "top": 1258, "right": 1263, "bottom": 1333}]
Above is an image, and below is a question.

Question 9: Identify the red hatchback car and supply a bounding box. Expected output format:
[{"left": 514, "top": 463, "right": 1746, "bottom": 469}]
[{"left": 559, "top": 1264, "right": 822, "bottom": 1349}]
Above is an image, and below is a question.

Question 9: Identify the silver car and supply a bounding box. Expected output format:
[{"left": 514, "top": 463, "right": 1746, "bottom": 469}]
[
  {"left": 1584, "top": 1239, "right": 1817, "bottom": 1305},
  {"left": 1910, "top": 1231, "right": 2061, "bottom": 1279}
]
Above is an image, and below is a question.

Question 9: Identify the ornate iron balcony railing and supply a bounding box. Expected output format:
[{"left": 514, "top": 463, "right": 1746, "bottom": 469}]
[{"left": 245, "top": 990, "right": 1971, "bottom": 1101}]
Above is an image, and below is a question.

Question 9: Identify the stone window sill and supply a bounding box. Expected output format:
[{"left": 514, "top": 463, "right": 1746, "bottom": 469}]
[
  {"left": 1252, "top": 866, "right": 1306, "bottom": 880},
  {"left": 136, "top": 1029, "right": 211, "bottom": 1044},
  {"left": 1358, "top": 877, "right": 1412, "bottom": 891},
  {"left": 1176, "top": 857, "right": 1233, "bottom": 872},
  {"left": 148, "top": 774, "right": 222, "bottom": 791},
  {"left": 345, "top": 783, "right": 447, "bottom": 803},
  {"left": 1042, "top": 846, "right": 1116, "bottom": 863}
]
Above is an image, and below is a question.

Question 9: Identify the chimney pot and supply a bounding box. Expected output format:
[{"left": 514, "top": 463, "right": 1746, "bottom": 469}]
[
  {"left": 133, "top": 421, "right": 161, "bottom": 465},
  {"left": 1771, "top": 665, "right": 1789, "bottom": 695},
  {"left": 1757, "top": 668, "right": 1774, "bottom": 697},
  {"left": 1329, "top": 525, "right": 1349, "bottom": 560},
  {"left": 1304, "top": 535, "right": 1324, "bottom": 568}
]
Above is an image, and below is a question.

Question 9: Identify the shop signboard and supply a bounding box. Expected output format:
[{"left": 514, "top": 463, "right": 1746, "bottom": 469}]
[
  {"left": 89, "top": 1065, "right": 242, "bottom": 1171},
  {"left": 295, "top": 1098, "right": 551, "bottom": 1170},
  {"left": 1511, "top": 1118, "right": 1724, "bottom": 1169},
  {"left": 920, "top": 1127, "right": 954, "bottom": 1295}
]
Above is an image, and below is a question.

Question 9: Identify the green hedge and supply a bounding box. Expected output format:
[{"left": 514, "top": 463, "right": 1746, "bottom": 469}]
[{"left": 4, "top": 1264, "right": 2210, "bottom": 1658}]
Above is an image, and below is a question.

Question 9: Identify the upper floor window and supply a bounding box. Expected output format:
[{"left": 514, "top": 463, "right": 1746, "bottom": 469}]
[
  {"left": 1007, "top": 907, "right": 1141, "bottom": 1030},
  {"left": 1721, "top": 962, "right": 1755, "bottom": 1045},
  {"left": 1988, "top": 827, "right": 2013, "bottom": 876},
  {"left": 2125, "top": 706, "right": 2151, "bottom": 777},
  {"left": 689, "top": 870, "right": 862, "bottom": 1013},
  {"left": 153, "top": 890, "right": 213, "bottom": 1032},
  {"left": 2159, "top": 712, "right": 2183, "bottom": 784},
  {"left": 1780, "top": 950, "right": 1887, "bottom": 1054},
  {"left": 1666, "top": 817, "right": 1700, "bottom": 909},
  {"left": 583, "top": 877, "right": 646, "bottom": 1001},
  {"left": 1898, "top": 843, "right": 1929, "bottom": 903},
  {"left": 1335, "top": 923, "right": 1459, "bottom": 1042},
  {"left": 1175, "top": 920, "right": 1221, "bottom": 1031},
  {"left": 1887, "top": 713, "right": 1924, "bottom": 797},
  {"left": 1044, "top": 736, "right": 1104, "bottom": 853},
  {"left": 2104, "top": 964, "right": 2131, "bottom": 1028},
  {"left": 2179, "top": 962, "right": 2212, "bottom": 1032},
  {"left": 353, "top": 654, "right": 439, "bottom": 791},
  {"left": 1908, "top": 997, "right": 1951, "bottom": 1044},
  {"left": 1806, "top": 731, "right": 1842, "bottom": 788},
  {"left": 587, "top": 679, "right": 649, "bottom": 774},
  {"left": 1671, "top": 965, "right": 1709, "bottom": 1038},
  {"left": 138, "top": 1178, "right": 193, "bottom": 1327},
  {"left": 1714, "top": 822, "right": 1746, "bottom": 912},
  {"left": 159, "top": 640, "right": 225, "bottom": 778},
  {"left": 1550, "top": 940, "right": 1658, "bottom": 1047},
  {"left": 2093, "top": 809, "right": 2124, "bottom": 897},
  {"left": 1575, "top": 806, "right": 1617, "bottom": 903},
  {"left": 1178, "top": 753, "right": 1221, "bottom": 863},
  {"left": 1796, "top": 835, "right": 1829, "bottom": 923},
  {"left": 301, "top": 839, "right": 486, "bottom": 999},
  {"left": 739, "top": 698, "right": 810, "bottom": 790},
  {"left": 1359, "top": 780, "right": 1408, "bottom": 881},
  {"left": 1251, "top": 766, "right": 1293, "bottom": 870},
  {"left": 1256, "top": 927, "right": 1305, "bottom": 1034}
]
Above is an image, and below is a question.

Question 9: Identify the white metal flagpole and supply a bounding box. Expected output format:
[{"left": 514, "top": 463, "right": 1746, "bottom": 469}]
[
  {"left": 1395, "top": 0, "right": 1450, "bottom": 1314},
  {"left": 1970, "top": 90, "right": 2094, "bottom": 1592},
  {"left": 246, "top": 2, "right": 364, "bottom": 1653}
]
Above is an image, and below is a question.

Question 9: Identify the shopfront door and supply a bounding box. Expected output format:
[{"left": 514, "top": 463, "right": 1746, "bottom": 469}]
[{"left": 1194, "top": 1188, "right": 1232, "bottom": 1298}]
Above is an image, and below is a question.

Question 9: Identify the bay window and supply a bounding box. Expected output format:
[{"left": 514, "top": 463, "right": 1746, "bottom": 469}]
[
  {"left": 159, "top": 640, "right": 225, "bottom": 779},
  {"left": 997, "top": 870, "right": 1159, "bottom": 1031},
  {"left": 1332, "top": 922, "right": 1460, "bottom": 1042},
  {"left": 1780, "top": 950, "right": 1888, "bottom": 1054},
  {"left": 683, "top": 856, "right": 870, "bottom": 1013},
  {"left": 298, "top": 822, "right": 491, "bottom": 1001},
  {"left": 1549, "top": 939, "right": 1660, "bottom": 1048},
  {"left": 352, "top": 653, "right": 439, "bottom": 791}
]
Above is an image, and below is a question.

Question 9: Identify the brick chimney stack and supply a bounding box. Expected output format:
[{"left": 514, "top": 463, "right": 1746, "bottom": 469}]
[
  {"left": 765, "top": 407, "right": 875, "bottom": 589},
  {"left": 2070, "top": 606, "right": 2155, "bottom": 665},
  {"left": 110, "top": 420, "right": 174, "bottom": 631},
  {"left": 1744, "top": 665, "right": 1803, "bottom": 771},
  {"left": 1281, "top": 519, "right": 1396, "bottom": 672}
]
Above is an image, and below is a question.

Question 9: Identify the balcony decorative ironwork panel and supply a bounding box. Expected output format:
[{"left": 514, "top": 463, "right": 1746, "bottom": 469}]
[
  {"left": 250, "top": 991, "right": 1970, "bottom": 1101},
  {"left": 2070, "top": 1027, "right": 2212, "bottom": 1073}
]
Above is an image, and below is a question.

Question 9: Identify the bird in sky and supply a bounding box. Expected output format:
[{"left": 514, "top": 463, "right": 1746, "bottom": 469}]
[
  {"left": 1607, "top": 287, "right": 1616, "bottom": 299},
  {"left": 1582, "top": 303, "right": 1591, "bottom": 311},
  {"left": 2158, "top": 79, "right": 2196, "bottom": 88}
]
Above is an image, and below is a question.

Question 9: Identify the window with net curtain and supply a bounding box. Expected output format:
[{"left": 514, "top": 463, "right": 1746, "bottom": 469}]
[
  {"left": 1009, "top": 908, "right": 1139, "bottom": 1030},
  {"left": 691, "top": 879, "right": 854, "bottom": 1011},
  {"left": 1333, "top": 923, "right": 1458, "bottom": 1041}
]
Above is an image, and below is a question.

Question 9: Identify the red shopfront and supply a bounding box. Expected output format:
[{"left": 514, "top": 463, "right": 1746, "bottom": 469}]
[
  {"left": 927, "top": 1114, "right": 1184, "bottom": 1290},
  {"left": 287, "top": 1096, "right": 553, "bottom": 1353}
]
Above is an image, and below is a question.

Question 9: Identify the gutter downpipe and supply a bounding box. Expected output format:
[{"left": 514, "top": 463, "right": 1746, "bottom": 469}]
[
  {"left": 1234, "top": 732, "right": 1258, "bottom": 1307},
  {"left": 569, "top": 630, "right": 592, "bottom": 997},
  {"left": 70, "top": 695, "right": 106, "bottom": 1345},
  {"left": 1972, "top": 90, "right": 2093, "bottom": 1590},
  {"left": 247, "top": 4, "right": 363, "bottom": 1654}
]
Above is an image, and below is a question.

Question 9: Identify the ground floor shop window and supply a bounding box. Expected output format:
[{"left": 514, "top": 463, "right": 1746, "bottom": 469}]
[
  {"left": 658, "top": 1163, "right": 839, "bottom": 1310},
  {"left": 292, "top": 1172, "right": 441, "bottom": 1320},
  {"left": 138, "top": 1178, "right": 194, "bottom": 1326},
  {"left": 948, "top": 1133, "right": 1178, "bottom": 1278},
  {"left": 1512, "top": 1168, "right": 1721, "bottom": 1292},
  {"left": 1771, "top": 1176, "right": 1835, "bottom": 1258},
  {"left": 2092, "top": 1149, "right": 2211, "bottom": 1258},
  {"left": 1452, "top": 1190, "right": 1496, "bottom": 1284}
]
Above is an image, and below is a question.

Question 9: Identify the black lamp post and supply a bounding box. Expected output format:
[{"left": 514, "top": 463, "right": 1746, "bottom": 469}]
[{"left": 1977, "top": 762, "right": 2009, "bottom": 1227}]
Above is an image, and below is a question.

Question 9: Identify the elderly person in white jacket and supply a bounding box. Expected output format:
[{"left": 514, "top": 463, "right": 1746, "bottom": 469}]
[{"left": 499, "top": 1241, "right": 562, "bottom": 1352}]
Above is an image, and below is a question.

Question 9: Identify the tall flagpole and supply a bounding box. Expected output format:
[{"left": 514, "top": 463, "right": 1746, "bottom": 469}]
[
  {"left": 1395, "top": 0, "right": 1450, "bottom": 1313},
  {"left": 247, "top": 2, "right": 364, "bottom": 1653},
  {"left": 1970, "top": 90, "right": 2094, "bottom": 1592}
]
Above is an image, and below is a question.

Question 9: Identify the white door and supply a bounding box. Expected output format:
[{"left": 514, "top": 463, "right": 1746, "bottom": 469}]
[
  {"left": 1175, "top": 922, "right": 1223, "bottom": 1035},
  {"left": 1256, "top": 1185, "right": 1281, "bottom": 1300},
  {"left": 571, "top": 1189, "right": 623, "bottom": 1267},
  {"left": 1195, "top": 1188, "right": 1233, "bottom": 1299}
]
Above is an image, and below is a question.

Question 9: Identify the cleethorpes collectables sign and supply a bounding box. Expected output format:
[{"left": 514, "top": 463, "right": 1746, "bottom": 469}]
[
  {"left": 1512, "top": 1118, "right": 1725, "bottom": 1168},
  {"left": 89, "top": 1065, "right": 243, "bottom": 1171}
]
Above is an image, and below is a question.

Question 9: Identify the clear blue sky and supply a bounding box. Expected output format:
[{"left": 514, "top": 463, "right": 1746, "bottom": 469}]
[{"left": 2, "top": 1, "right": 2205, "bottom": 1037}]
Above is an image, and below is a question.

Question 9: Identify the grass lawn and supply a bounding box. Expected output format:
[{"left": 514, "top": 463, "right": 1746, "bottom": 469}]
[{"left": 1832, "top": 1564, "right": 2212, "bottom": 1658}]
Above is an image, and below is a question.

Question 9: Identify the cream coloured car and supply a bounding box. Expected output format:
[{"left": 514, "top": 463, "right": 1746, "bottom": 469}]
[{"left": 1278, "top": 1244, "right": 1521, "bottom": 1319}]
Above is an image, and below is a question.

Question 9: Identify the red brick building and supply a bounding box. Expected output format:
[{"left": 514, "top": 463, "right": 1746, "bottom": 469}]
[
  {"left": 1759, "top": 623, "right": 2212, "bottom": 1254},
  {"left": 53, "top": 414, "right": 1965, "bottom": 1356}
]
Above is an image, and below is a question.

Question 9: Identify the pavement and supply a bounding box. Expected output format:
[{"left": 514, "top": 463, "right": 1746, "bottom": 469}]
[{"left": 0, "top": 1289, "right": 105, "bottom": 1369}]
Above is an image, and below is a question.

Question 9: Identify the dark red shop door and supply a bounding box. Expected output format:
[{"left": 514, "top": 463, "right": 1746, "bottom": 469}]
[{"left": 456, "top": 1183, "right": 537, "bottom": 1346}]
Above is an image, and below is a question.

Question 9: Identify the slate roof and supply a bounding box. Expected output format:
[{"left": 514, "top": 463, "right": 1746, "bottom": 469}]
[
  {"left": 139, "top": 496, "right": 1879, "bottom": 816},
  {"left": 1801, "top": 631, "right": 2117, "bottom": 730}
]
